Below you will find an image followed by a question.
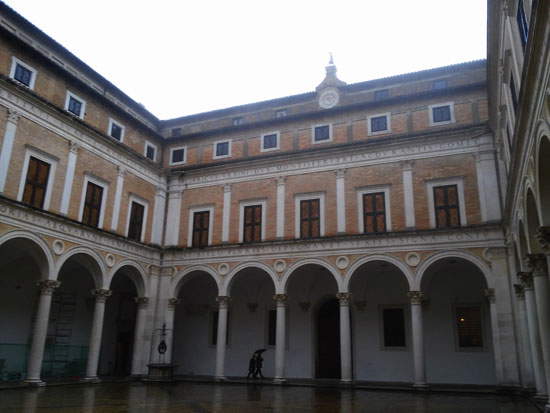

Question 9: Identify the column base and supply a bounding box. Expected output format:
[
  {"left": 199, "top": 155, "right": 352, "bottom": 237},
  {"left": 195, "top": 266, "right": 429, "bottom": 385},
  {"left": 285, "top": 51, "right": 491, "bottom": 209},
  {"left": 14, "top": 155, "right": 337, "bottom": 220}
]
[
  {"left": 81, "top": 377, "right": 101, "bottom": 384},
  {"left": 340, "top": 378, "right": 353, "bottom": 385},
  {"left": 273, "top": 377, "right": 286, "bottom": 384},
  {"left": 412, "top": 383, "right": 429, "bottom": 391},
  {"left": 214, "top": 376, "right": 227, "bottom": 382},
  {"left": 24, "top": 379, "right": 46, "bottom": 387}
]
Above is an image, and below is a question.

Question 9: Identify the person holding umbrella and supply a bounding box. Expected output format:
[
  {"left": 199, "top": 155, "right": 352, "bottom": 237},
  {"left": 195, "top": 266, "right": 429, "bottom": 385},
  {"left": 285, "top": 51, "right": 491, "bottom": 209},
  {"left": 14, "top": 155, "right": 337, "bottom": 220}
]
[
  {"left": 247, "top": 353, "right": 256, "bottom": 379},
  {"left": 253, "top": 349, "right": 266, "bottom": 379}
]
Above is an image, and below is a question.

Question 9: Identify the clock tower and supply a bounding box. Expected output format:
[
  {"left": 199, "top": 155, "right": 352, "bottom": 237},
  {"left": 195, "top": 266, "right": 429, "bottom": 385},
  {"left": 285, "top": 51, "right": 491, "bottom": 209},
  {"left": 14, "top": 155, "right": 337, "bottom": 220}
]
[{"left": 316, "top": 54, "right": 347, "bottom": 109}]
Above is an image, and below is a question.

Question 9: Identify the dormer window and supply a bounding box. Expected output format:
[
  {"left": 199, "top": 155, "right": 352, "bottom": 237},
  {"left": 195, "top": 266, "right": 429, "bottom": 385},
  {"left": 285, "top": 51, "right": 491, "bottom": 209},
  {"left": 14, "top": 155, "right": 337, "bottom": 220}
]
[{"left": 233, "top": 117, "right": 243, "bottom": 126}]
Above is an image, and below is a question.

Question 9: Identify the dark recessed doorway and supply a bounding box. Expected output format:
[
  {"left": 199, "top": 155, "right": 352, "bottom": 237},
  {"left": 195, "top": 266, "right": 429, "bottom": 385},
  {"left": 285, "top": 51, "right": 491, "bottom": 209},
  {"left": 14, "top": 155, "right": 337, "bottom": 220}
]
[{"left": 316, "top": 298, "right": 340, "bottom": 379}]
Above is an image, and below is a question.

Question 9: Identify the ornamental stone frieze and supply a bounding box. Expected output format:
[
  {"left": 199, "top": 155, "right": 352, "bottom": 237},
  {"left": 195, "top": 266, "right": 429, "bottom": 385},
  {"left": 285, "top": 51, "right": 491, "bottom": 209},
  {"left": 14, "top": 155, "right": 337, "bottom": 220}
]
[{"left": 273, "top": 294, "right": 288, "bottom": 305}]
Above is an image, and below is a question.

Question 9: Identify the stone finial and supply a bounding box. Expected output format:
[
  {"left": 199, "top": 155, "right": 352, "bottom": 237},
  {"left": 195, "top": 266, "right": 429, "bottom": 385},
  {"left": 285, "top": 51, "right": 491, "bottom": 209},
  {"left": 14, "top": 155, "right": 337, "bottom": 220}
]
[
  {"left": 518, "top": 271, "right": 534, "bottom": 289},
  {"left": 37, "top": 280, "right": 61, "bottom": 295},
  {"left": 526, "top": 254, "right": 548, "bottom": 277},
  {"left": 536, "top": 227, "right": 550, "bottom": 251},
  {"left": 336, "top": 292, "right": 351, "bottom": 306},
  {"left": 316, "top": 55, "right": 347, "bottom": 92},
  {"left": 407, "top": 291, "right": 424, "bottom": 305},
  {"left": 92, "top": 289, "right": 112, "bottom": 303},
  {"left": 483, "top": 288, "right": 496, "bottom": 303}
]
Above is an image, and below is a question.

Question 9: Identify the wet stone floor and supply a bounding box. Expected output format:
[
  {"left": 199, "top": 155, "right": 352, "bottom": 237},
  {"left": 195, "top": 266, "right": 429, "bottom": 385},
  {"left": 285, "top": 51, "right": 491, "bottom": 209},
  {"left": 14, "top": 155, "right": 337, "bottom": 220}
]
[{"left": 0, "top": 382, "right": 541, "bottom": 413}]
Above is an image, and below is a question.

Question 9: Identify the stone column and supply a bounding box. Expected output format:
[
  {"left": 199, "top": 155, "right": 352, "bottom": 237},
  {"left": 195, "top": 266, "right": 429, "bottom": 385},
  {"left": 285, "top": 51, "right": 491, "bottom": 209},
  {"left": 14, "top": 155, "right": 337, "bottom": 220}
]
[
  {"left": 513, "top": 284, "right": 535, "bottom": 389},
  {"left": 110, "top": 166, "right": 125, "bottom": 231},
  {"left": 519, "top": 272, "right": 547, "bottom": 396},
  {"left": 484, "top": 288, "right": 505, "bottom": 384},
  {"left": 215, "top": 296, "right": 230, "bottom": 380},
  {"left": 527, "top": 254, "right": 550, "bottom": 404},
  {"left": 273, "top": 294, "right": 287, "bottom": 382},
  {"left": 408, "top": 291, "right": 427, "bottom": 389},
  {"left": 163, "top": 298, "right": 180, "bottom": 364},
  {"left": 131, "top": 297, "right": 149, "bottom": 376},
  {"left": 336, "top": 292, "right": 352, "bottom": 382},
  {"left": 25, "top": 280, "right": 61, "bottom": 385},
  {"left": 276, "top": 177, "right": 286, "bottom": 239},
  {"left": 84, "top": 289, "right": 111, "bottom": 381},
  {"left": 60, "top": 142, "right": 79, "bottom": 215},
  {"left": 402, "top": 161, "right": 416, "bottom": 228},
  {"left": 164, "top": 190, "right": 183, "bottom": 246},
  {"left": 0, "top": 109, "right": 20, "bottom": 193},
  {"left": 221, "top": 185, "right": 231, "bottom": 243},
  {"left": 335, "top": 169, "right": 346, "bottom": 233}
]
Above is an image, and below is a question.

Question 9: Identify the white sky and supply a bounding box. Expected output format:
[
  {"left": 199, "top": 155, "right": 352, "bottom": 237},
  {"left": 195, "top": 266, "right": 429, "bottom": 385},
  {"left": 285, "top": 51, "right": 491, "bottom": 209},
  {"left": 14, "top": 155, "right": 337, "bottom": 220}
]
[{"left": 4, "top": 0, "right": 487, "bottom": 120}]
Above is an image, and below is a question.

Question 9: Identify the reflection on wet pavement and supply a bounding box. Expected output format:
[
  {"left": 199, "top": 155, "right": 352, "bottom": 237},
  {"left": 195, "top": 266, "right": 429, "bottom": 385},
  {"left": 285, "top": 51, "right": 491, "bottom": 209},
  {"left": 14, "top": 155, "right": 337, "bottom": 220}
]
[{"left": 0, "top": 382, "right": 540, "bottom": 412}]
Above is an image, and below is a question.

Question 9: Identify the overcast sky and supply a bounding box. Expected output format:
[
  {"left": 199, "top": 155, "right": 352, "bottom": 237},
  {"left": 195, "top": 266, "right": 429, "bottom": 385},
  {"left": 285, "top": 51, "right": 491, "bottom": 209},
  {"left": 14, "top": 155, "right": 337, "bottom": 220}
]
[{"left": 5, "top": 0, "right": 487, "bottom": 120}]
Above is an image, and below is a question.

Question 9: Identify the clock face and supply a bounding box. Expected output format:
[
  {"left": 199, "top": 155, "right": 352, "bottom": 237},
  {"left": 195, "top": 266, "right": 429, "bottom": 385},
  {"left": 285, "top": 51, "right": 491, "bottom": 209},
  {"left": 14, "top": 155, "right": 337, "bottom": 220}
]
[{"left": 319, "top": 89, "right": 339, "bottom": 109}]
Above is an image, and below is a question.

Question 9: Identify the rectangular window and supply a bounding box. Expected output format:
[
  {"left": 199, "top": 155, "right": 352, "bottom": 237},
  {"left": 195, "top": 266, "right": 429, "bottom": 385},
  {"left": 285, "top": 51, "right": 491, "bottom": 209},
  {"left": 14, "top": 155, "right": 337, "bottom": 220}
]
[
  {"left": 432, "top": 79, "right": 448, "bottom": 90},
  {"left": 374, "top": 89, "right": 389, "bottom": 101},
  {"left": 145, "top": 142, "right": 156, "bottom": 161},
  {"left": 456, "top": 306, "right": 483, "bottom": 348},
  {"left": 300, "top": 199, "right": 320, "bottom": 239},
  {"left": 82, "top": 181, "right": 104, "bottom": 227},
  {"left": 433, "top": 184, "right": 461, "bottom": 228},
  {"left": 370, "top": 115, "right": 388, "bottom": 133},
  {"left": 275, "top": 109, "right": 287, "bottom": 118},
  {"left": 516, "top": 0, "right": 529, "bottom": 50},
  {"left": 262, "top": 133, "right": 279, "bottom": 151},
  {"left": 109, "top": 120, "right": 124, "bottom": 141},
  {"left": 268, "top": 309, "right": 276, "bottom": 346},
  {"left": 243, "top": 204, "right": 262, "bottom": 243},
  {"left": 22, "top": 156, "right": 50, "bottom": 209},
  {"left": 510, "top": 75, "right": 518, "bottom": 114},
  {"left": 363, "top": 192, "right": 386, "bottom": 233},
  {"left": 313, "top": 125, "right": 330, "bottom": 142},
  {"left": 171, "top": 148, "right": 186, "bottom": 164},
  {"left": 432, "top": 105, "right": 451, "bottom": 123},
  {"left": 192, "top": 210, "right": 210, "bottom": 248},
  {"left": 215, "top": 141, "right": 230, "bottom": 158},
  {"left": 14, "top": 63, "right": 33, "bottom": 87},
  {"left": 128, "top": 201, "right": 145, "bottom": 241},
  {"left": 65, "top": 92, "right": 86, "bottom": 118},
  {"left": 383, "top": 308, "right": 406, "bottom": 347}
]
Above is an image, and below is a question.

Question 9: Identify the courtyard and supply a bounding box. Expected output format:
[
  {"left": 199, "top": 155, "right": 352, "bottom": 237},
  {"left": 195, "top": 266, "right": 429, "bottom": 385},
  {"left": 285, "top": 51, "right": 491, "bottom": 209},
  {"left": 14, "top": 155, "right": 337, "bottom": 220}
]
[{"left": 0, "top": 382, "right": 540, "bottom": 412}]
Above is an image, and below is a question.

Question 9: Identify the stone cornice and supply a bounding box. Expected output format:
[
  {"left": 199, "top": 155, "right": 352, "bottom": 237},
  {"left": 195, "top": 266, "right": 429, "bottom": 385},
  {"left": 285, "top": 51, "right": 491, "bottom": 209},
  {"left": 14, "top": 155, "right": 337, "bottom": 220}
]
[{"left": 164, "top": 224, "right": 504, "bottom": 265}]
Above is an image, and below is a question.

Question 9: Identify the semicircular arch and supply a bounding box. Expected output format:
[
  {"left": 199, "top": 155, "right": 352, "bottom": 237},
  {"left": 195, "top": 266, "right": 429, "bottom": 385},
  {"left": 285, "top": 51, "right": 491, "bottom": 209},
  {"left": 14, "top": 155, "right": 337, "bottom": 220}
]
[
  {"left": 343, "top": 254, "right": 414, "bottom": 291},
  {"left": 0, "top": 230, "right": 54, "bottom": 280},
  {"left": 108, "top": 260, "right": 148, "bottom": 296},
  {"left": 55, "top": 246, "right": 107, "bottom": 289},
  {"left": 222, "top": 261, "right": 279, "bottom": 296},
  {"left": 172, "top": 265, "right": 221, "bottom": 298},
  {"left": 281, "top": 258, "right": 342, "bottom": 293}
]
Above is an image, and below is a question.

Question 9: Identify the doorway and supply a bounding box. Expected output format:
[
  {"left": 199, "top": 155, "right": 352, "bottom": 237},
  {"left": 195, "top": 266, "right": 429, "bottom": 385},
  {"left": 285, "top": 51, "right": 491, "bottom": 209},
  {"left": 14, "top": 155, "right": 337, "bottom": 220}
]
[{"left": 316, "top": 298, "right": 340, "bottom": 379}]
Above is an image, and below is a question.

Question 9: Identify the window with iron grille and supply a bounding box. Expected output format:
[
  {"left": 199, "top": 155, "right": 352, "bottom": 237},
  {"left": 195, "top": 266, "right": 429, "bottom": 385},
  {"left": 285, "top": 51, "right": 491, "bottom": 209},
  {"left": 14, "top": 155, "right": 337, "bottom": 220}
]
[
  {"left": 82, "top": 182, "right": 103, "bottom": 227},
  {"left": 433, "top": 184, "right": 460, "bottom": 228},
  {"left": 300, "top": 199, "right": 320, "bottom": 239},
  {"left": 192, "top": 210, "right": 210, "bottom": 248},
  {"left": 67, "top": 96, "right": 83, "bottom": 117},
  {"left": 363, "top": 192, "right": 386, "bottom": 233},
  {"left": 243, "top": 205, "right": 262, "bottom": 243},
  {"left": 313, "top": 125, "right": 330, "bottom": 142},
  {"left": 14, "top": 63, "right": 32, "bottom": 87},
  {"left": 374, "top": 89, "right": 389, "bottom": 101},
  {"left": 516, "top": 0, "right": 529, "bottom": 50},
  {"left": 383, "top": 308, "right": 406, "bottom": 347},
  {"left": 128, "top": 201, "right": 145, "bottom": 241},
  {"left": 370, "top": 115, "right": 388, "bottom": 133},
  {"left": 22, "top": 156, "right": 50, "bottom": 209},
  {"left": 432, "top": 105, "right": 451, "bottom": 123},
  {"left": 456, "top": 306, "right": 483, "bottom": 348},
  {"left": 268, "top": 309, "right": 276, "bottom": 346}
]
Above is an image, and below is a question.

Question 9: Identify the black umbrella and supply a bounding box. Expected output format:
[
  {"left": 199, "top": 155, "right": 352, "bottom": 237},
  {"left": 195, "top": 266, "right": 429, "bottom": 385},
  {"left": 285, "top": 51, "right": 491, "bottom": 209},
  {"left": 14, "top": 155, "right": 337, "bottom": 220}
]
[{"left": 254, "top": 349, "right": 267, "bottom": 354}]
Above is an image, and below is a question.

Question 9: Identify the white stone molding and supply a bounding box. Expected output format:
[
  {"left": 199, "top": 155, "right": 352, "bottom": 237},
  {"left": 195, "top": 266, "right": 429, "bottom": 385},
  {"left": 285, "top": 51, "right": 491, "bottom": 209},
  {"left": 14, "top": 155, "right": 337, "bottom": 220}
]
[
  {"left": 336, "top": 256, "right": 349, "bottom": 270},
  {"left": 475, "top": 149, "right": 502, "bottom": 222},
  {"left": 151, "top": 185, "right": 167, "bottom": 245},
  {"left": 425, "top": 177, "right": 467, "bottom": 228},
  {"left": 222, "top": 184, "right": 231, "bottom": 242},
  {"left": 238, "top": 199, "right": 267, "bottom": 242},
  {"left": 17, "top": 146, "right": 58, "bottom": 211},
  {"left": 405, "top": 252, "right": 421, "bottom": 267},
  {"left": 261, "top": 131, "right": 280, "bottom": 152},
  {"left": 367, "top": 112, "right": 392, "bottom": 136},
  {"left": 52, "top": 239, "right": 65, "bottom": 255},
  {"left": 218, "top": 263, "right": 230, "bottom": 275},
  {"left": 60, "top": 141, "right": 79, "bottom": 215},
  {"left": 55, "top": 246, "right": 107, "bottom": 288},
  {"left": 164, "top": 190, "right": 183, "bottom": 246},
  {"left": 273, "top": 259, "right": 286, "bottom": 273},
  {"left": 78, "top": 173, "right": 109, "bottom": 229},
  {"left": 0, "top": 108, "right": 20, "bottom": 193},
  {"left": 110, "top": 167, "right": 126, "bottom": 231},
  {"left": 213, "top": 139, "right": 232, "bottom": 160},
  {"left": 9, "top": 56, "right": 37, "bottom": 90},
  {"left": 105, "top": 253, "right": 115, "bottom": 268},
  {"left": 107, "top": 118, "right": 125, "bottom": 143},
  {"left": 169, "top": 145, "right": 187, "bottom": 166},
  {"left": 276, "top": 177, "right": 286, "bottom": 238},
  {"left": 187, "top": 205, "right": 214, "bottom": 247},
  {"left": 356, "top": 185, "right": 392, "bottom": 233},
  {"left": 336, "top": 169, "right": 346, "bottom": 233},
  {"left": 402, "top": 161, "right": 416, "bottom": 228}
]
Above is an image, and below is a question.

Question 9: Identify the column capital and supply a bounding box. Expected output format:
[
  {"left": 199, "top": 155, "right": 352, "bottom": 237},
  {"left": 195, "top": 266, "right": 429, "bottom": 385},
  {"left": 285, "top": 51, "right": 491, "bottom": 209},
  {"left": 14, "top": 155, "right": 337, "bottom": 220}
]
[
  {"left": 69, "top": 141, "right": 79, "bottom": 154},
  {"left": 483, "top": 288, "right": 496, "bottom": 303},
  {"left": 7, "top": 108, "right": 20, "bottom": 124},
  {"left": 513, "top": 284, "right": 525, "bottom": 299},
  {"left": 91, "top": 289, "right": 112, "bottom": 303},
  {"left": 518, "top": 271, "right": 534, "bottom": 289},
  {"left": 536, "top": 226, "right": 550, "bottom": 252},
  {"left": 336, "top": 292, "right": 351, "bottom": 306},
  {"left": 134, "top": 296, "right": 149, "bottom": 308},
  {"left": 401, "top": 160, "right": 414, "bottom": 170},
  {"left": 335, "top": 169, "right": 346, "bottom": 179},
  {"left": 276, "top": 176, "right": 286, "bottom": 186},
  {"left": 116, "top": 166, "right": 127, "bottom": 178},
  {"left": 223, "top": 184, "right": 231, "bottom": 193},
  {"left": 168, "top": 190, "right": 182, "bottom": 200},
  {"left": 526, "top": 254, "right": 548, "bottom": 277},
  {"left": 407, "top": 291, "right": 424, "bottom": 304},
  {"left": 37, "top": 280, "right": 61, "bottom": 295},
  {"left": 216, "top": 296, "right": 231, "bottom": 308},
  {"left": 273, "top": 294, "right": 288, "bottom": 305},
  {"left": 168, "top": 297, "right": 181, "bottom": 309}
]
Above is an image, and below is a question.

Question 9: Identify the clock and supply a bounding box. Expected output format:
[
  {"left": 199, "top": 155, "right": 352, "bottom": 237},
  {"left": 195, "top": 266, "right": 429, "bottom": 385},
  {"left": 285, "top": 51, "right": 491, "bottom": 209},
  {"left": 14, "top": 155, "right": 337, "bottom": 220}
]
[{"left": 319, "top": 88, "right": 339, "bottom": 109}]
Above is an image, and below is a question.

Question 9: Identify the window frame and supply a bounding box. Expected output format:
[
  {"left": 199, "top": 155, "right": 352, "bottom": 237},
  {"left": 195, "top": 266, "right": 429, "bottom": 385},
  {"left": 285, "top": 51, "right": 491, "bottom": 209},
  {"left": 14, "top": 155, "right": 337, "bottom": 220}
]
[
  {"left": 429, "top": 102, "right": 455, "bottom": 126},
  {"left": 379, "top": 305, "right": 409, "bottom": 351},
  {"left": 187, "top": 205, "right": 214, "bottom": 247},
  {"left": 169, "top": 145, "right": 187, "bottom": 166},
  {"left": 64, "top": 91, "right": 86, "bottom": 119},
  {"left": 77, "top": 174, "right": 108, "bottom": 229},
  {"left": 367, "top": 113, "right": 391, "bottom": 136},
  {"left": 107, "top": 118, "right": 125, "bottom": 142},
  {"left": 311, "top": 124, "right": 332, "bottom": 144},
  {"left": 261, "top": 131, "right": 280, "bottom": 152},
  {"left": 356, "top": 186, "right": 392, "bottom": 233},
  {"left": 294, "top": 192, "right": 325, "bottom": 239},
  {"left": 81, "top": 180, "right": 105, "bottom": 228},
  {"left": 452, "top": 303, "right": 487, "bottom": 352},
  {"left": 213, "top": 139, "right": 232, "bottom": 159},
  {"left": 426, "top": 178, "right": 467, "bottom": 229},
  {"left": 17, "top": 147, "right": 58, "bottom": 211},
  {"left": 144, "top": 141, "right": 157, "bottom": 162},
  {"left": 238, "top": 199, "right": 267, "bottom": 243},
  {"left": 10, "top": 57, "right": 37, "bottom": 89},
  {"left": 125, "top": 194, "right": 148, "bottom": 242}
]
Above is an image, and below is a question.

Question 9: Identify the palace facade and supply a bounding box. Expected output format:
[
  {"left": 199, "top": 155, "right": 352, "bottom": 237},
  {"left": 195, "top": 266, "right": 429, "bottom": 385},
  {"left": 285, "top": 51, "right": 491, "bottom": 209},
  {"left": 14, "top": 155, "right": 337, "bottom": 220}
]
[{"left": 0, "top": 0, "right": 548, "bottom": 405}]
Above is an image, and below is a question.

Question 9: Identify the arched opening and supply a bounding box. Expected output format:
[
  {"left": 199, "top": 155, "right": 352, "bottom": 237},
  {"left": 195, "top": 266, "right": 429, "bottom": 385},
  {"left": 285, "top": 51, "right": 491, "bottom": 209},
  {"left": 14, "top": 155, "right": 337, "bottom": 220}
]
[
  {"left": 348, "top": 260, "right": 411, "bottom": 382},
  {"left": 0, "top": 237, "right": 49, "bottom": 381},
  {"left": 172, "top": 271, "right": 218, "bottom": 377},
  {"left": 284, "top": 262, "right": 339, "bottom": 379},
  {"left": 420, "top": 256, "right": 495, "bottom": 385},
  {"left": 538, "top": 137, "right": 550, "bottom": 225},
  {"left": 526, "top": 190, "right": 542, "bottom": 254},
  {"left": 225, "top": 267, "right": 276, "bottom": 378},
  {"left": 100, "top": 266, "right": 141, "bottom": 377},
  {"left": 44, "top": 253, "right": 99, "bottom": 380}
]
